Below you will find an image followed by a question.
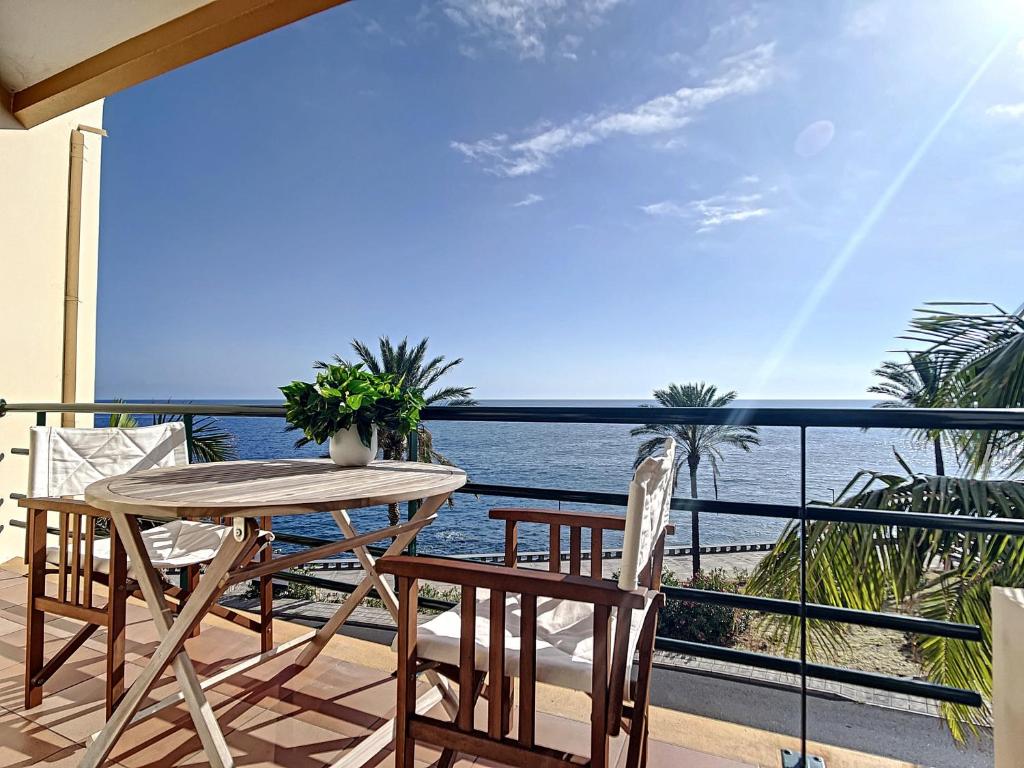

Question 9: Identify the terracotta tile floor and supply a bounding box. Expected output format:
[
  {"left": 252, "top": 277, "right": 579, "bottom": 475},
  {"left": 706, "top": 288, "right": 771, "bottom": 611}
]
[{"left": 0, "top": 566, "right": 751, "bottom": 768}]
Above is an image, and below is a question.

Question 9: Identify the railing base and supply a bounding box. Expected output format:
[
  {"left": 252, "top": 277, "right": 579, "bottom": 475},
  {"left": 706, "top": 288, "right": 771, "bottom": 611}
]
[{"left": 781, "top": 749, "right": 825, "bottom": 767}]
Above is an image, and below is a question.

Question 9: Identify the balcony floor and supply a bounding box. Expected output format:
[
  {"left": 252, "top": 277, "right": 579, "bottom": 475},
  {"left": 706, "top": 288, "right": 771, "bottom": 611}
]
[
  {"left": 0, "top": 562, "right": 757, "bottom": 768},
  {"left": 0, "top": 560, "right": 921, "bottom": 768}
]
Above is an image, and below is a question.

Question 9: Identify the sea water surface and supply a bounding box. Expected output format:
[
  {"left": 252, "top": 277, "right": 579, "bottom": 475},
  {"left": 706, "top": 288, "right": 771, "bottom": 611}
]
[{"left": 100, "top": 399, "right": 934, "bottom": 557}]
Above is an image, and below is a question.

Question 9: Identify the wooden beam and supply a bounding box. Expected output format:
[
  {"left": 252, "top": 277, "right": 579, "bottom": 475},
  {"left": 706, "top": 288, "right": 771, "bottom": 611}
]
[{"left": 12, "top": 0, "right": 352, "bottom": 128}]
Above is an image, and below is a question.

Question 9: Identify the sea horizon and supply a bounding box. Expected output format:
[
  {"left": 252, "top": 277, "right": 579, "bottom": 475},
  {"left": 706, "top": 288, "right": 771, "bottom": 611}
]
[{"left": 93, "top": 396, "right": 925, "bottom": 557}]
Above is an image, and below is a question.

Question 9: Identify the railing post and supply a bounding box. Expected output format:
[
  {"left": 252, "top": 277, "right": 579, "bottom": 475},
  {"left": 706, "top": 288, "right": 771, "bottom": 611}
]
[
  {"left": 36, "top": 411, "right": 46, "bottom": 427},
  {"left": 406, "top": 427, "right": 420, "bottom": 557},
  {"left": 799, "top": 426, "right": 807, "bottom": 766},
  {"left": 183, "top": 414, "right": 195, "bottom": 463}
]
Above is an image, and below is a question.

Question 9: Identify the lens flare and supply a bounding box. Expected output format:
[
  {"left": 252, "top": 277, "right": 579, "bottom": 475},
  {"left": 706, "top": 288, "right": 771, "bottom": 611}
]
[{"left": 745, "top": 31, "right": 1014, "bottom": 400}]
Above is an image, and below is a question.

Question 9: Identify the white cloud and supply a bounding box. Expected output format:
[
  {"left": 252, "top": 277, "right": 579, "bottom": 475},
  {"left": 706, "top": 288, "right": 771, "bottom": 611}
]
[
  {"left": 439, "top": 0, "right": 624, "bottom": 59},
  {"left": 451, "top": 43, "right": 776, "bottom": 176},
  {"left": 559, "top": 33, "right": 582, "bottom": 60},
  {"left": 641, "top": 189, "right": 773, "bottom": 233},
  {"left": 844, "top": 2, "right": 887, "bottom": 38},
  {"left": 512, "top": 193, "right": 545, "bottom": 207},
  {"left": 708, "top": 10, "right": 759, "bottom": 41},
  {"left": 986, "top": 103, "right": 1024, "bottom": 119}
]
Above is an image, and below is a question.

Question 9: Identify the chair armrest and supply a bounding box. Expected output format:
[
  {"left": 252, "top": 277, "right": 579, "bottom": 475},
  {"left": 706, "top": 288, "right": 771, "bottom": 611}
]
[
  {"left": 489, "top": 507, "right": 626, "bottom": 530},
  {"left": 489, "top": 507, "right": 675, "bottom": 535},
  {"left": 377, "top": 555, "right": 649, "bottom": 609}
]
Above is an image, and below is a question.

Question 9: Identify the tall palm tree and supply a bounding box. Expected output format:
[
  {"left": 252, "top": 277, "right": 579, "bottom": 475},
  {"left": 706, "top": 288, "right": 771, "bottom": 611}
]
[
  {"left": 631, "top": 383, "right": 760, "bottom": 575},
  {"left": 869, "top": 353, "right": 951, "bottom": 474},
  {"left": 320, "top": 337, "right": 476, "bottom": 525}
]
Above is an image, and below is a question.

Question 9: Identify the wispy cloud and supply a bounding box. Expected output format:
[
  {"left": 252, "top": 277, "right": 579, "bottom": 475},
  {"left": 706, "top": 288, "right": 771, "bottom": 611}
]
[
  {"left": 440, "top": 0, "right": 624, "bottom": 60},
  {"left": 986, "top": 102, "right": 1024, "bottom": 119},
  {"left": 451, "top": 43, "right": 776, "bottom": 176},
  {"left": 512, "top": 193, "right": 545, "bottom": 207},
  {"left": 641, "top": 190, "right": 773, "bottom": 233},
  {"left": 844, "top": 1, "right": 887, "bottom": 39}
]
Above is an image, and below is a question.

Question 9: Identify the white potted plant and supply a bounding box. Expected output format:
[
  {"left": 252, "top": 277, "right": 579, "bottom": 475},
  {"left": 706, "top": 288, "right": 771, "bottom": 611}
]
[{"left": 280, "top": 363, "right": 424, "bottom": 466}]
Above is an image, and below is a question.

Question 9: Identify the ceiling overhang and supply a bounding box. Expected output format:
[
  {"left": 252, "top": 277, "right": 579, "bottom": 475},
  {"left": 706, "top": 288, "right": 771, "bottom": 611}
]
[{"left": 1, "top": 0, "right": 352, "bottom": 129}]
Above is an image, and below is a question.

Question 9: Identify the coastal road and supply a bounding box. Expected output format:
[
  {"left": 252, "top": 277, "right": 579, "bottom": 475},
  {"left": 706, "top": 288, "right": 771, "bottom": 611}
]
[{"left": 649, "top": 665, "right": 993, "bottom": 768}]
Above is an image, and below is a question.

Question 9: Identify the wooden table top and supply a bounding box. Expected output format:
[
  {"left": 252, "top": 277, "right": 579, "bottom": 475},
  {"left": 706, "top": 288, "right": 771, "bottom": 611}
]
[{"left": 84, "top": 459, "right": 467, "bottom": 519}]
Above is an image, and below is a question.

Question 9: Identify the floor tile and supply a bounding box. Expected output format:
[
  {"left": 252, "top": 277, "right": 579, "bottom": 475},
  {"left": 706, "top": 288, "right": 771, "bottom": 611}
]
[{"left": 0, "top": 707, "right": 76, "bottom": 767}]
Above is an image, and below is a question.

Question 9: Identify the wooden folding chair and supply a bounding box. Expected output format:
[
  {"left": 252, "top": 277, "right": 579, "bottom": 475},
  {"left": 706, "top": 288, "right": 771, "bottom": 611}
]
[
  {"left": 21, "top": 422, "right": 274, "bottom": 717},
  {"left": 379, "top": 438, "right": 677, "bottom": 768}
]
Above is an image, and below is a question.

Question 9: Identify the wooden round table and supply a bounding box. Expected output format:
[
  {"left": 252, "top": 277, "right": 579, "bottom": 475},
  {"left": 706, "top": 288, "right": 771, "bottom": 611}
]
[
  {"left": 81, "top": 459, "right": 466, "bottom": 768},
  {"left": 85, "top": 458, "right": 467, "bottom": 518}
]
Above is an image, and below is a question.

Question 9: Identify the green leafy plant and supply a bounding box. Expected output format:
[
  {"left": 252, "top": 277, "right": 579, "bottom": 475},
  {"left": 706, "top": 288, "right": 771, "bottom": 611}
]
[
  {"left": 280, "top": 362, "right": 425, "bottom": 449},
  {"left": 659, "top": 568, "right": 751, "bottom": 646}
]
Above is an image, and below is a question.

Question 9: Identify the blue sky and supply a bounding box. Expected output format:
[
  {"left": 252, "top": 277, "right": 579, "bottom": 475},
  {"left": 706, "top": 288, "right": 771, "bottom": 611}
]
[{"left": 96, "top": 0, "right": 1024, "bottom": 400}]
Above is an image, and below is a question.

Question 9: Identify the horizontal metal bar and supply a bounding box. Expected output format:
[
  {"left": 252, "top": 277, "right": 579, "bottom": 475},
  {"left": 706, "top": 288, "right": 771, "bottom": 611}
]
[
  {"left": 1, "top": 402, "right": 286, "bottom": 417},
  {"left": 663, "top": 586, "right": 982, "bottom": 641},
  {"left": 462, "top": 483, "right": 1024, "bottom": 535},
  {"left": 460, "top": 483, "right": 798, "bottom": 520},
  {"left": 4, "top": 401, "right": 1024, "bottom": 431},
  {"left": 271, "top": 531, "right": 390, "bottom": 558},
  {"left": 809, "top": 504, "right": 1024, "bottom": 536},
  {"left": 10, "top": 448, "right": 28, "bottom": 455},
  {"left": 270, "top": 569, "right": 455, "bottom": 612},
  {"left": 421, "top": 405, "right": 1024, "bottom": 431},
  {"left": 655, "top": 637, "right": 982, "bottom": 706}
]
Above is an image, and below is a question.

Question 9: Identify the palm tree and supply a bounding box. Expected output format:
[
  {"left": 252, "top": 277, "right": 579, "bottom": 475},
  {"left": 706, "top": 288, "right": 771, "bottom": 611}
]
[
  {"left": 631, "top": 383, "right": 760, "bottom": 575},
  {"left": 903, "top": 302, "right": 1024, "bottom": 476},
  {"left": 320, "top": 337, "right": 476, "bottom": 525},
  {"left": 750, "top": 303, "right": 1024, "bottom": 741},
  {"left": 747, "top": 459, "right": 1024, "bottom": 741},
  {"left": 869, "top": 353, "right": 951, "bottom": 474}
]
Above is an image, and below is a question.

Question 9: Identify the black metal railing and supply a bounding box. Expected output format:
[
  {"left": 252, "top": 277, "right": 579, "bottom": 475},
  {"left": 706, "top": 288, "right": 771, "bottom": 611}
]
[{"left": 3, "top": 398, "right": 1023, "bottom": 764}]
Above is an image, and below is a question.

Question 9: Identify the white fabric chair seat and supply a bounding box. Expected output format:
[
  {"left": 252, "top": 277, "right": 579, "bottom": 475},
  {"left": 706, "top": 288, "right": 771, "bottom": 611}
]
[
  {"left": 46, "top": 520, "right": 232, "bottom": 580},
  {"left": 407, "top": 588, "right": 653, "bottom": 693}
]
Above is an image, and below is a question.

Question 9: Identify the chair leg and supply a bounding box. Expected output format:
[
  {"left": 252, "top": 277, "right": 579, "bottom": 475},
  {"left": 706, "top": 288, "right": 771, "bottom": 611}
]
[
  {"left": 106, "top": 527, "right": 128, "bottom": 718},
  {"left": 625, "top": 609, "right": 659, "bottom": 768},
  {"left": 24, "top": 509, "right": 47, "bottom": 710},
  {"left": 395, "top": 575, "right": 419, "bottom": 768}
]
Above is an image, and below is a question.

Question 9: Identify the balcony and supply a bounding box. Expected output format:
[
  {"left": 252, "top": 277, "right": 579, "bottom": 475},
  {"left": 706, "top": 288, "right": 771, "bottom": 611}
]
[{"left": 1, "top": 400, "right": 1022, "bottom": 768}]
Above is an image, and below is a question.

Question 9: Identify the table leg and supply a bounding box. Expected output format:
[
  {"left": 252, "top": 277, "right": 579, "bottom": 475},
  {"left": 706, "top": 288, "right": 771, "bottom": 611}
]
[
  {"left": 295, "top": 492, "right": 448, "bottom": 668},
  {"left": 80, "top": 514, "right": 258, "bottom": 768},
  {"left": 322, "top": 508, "right": 461, "bottom": 718}
]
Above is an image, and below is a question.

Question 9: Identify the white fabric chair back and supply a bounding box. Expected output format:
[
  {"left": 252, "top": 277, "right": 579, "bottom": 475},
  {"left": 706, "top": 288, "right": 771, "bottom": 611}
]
[
  {"left": 29, "top": 422, "right": 188, "bottom": 498},
  {"left": 617, "top": 439, "right": 676, "bottom": 591}
]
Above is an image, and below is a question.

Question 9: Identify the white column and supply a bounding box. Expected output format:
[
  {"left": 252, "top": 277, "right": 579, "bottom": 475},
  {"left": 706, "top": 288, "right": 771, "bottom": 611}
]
[{"left": 993, "top": 586, "right": 1024, "bottom": 768}]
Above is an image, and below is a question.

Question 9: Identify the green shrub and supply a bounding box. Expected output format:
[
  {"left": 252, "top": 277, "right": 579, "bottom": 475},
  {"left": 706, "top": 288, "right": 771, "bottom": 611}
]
[{"left": 658, "top": 568, "right": 750, "bottom": 647}]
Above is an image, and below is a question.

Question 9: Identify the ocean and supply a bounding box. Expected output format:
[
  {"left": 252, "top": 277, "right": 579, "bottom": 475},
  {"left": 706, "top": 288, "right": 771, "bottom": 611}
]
[{"left": 99, "top": 399, "right": 934, "bottom": 557}]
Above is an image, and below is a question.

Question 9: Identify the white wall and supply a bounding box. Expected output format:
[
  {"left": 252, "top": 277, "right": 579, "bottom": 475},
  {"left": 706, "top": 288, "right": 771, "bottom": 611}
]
[
  {"left": 0, "top": 99, "right": 104, "bottom": 561},
  {"left": 994, "top": 586, "right": 1024, "bottom": 768}
]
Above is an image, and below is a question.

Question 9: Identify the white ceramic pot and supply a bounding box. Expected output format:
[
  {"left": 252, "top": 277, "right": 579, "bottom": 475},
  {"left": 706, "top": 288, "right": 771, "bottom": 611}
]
[{"left": 328, "top": 425, "right": 378, "bottom": 466}]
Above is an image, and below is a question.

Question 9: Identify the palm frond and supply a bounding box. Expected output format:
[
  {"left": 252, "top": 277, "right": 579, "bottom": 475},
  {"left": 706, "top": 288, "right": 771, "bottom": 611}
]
[{"left": 748, "top": 465, "right": 1024, "bottom": 740}]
